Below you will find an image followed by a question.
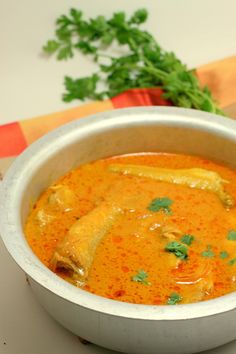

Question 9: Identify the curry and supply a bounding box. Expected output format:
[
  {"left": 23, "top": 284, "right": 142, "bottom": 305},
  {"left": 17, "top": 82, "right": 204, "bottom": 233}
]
[{"left": 25, "top": 153, "right": 236, "bottom": 305}]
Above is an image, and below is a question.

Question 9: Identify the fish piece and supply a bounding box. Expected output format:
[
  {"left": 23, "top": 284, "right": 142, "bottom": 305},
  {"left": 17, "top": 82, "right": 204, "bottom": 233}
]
[
  {"left": 108, "top": 164, "right": 234, "bottom": 208},
  {"left": 35, "top": 209, "right": 55, "bottom": 227},
  {"left": 48, "top": 185, "right": 75, "bottom": 211},
  {"left": 51, "top": 202, "right": 122, "bottom": 281},
  {"left": 33, "top": 185, "right": 74, "bottom": 230}
]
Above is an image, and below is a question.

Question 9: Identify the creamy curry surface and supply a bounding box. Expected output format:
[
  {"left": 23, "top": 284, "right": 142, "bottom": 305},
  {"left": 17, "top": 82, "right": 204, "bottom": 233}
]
[{"left": 25, "top": 153, "right": 236, "bottom": 305}]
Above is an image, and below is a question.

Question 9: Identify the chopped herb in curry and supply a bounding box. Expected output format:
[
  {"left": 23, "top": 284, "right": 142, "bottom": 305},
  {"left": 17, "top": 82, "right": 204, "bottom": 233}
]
[
  {"left": 228, "top": 258, "right": 236, "bottom": 266},
  {"left": 24, "top": 152, "right": 236, "bottom": 305},
  {"left": 131, "top": 270, "right": 151, "bottom": 285},
  {"left": 167, "top": 292, "right": 182, "bottom": 305},
  {"left": 201, "top": 245, "right": 215, "bottom": 258},
  {"left": 165, "top": 241, "right": 188, "bottom": 260},
  {"left": 220, "top": 251, "right": 229, "bottom": 259},
  {"left": 148, "top": 197, "right": 173, "bottom": 214},
  {"left": 181, "top": 234, "right": 195, "bottom": 246},
  {"left": 227, "top": 230, "right": 236, "bottom": 241}
]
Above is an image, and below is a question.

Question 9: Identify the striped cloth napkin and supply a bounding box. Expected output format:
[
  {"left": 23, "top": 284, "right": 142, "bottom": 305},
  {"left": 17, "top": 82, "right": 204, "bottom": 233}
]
[{"left": 1, "top": 55, "right": 236, "bottom": 178}]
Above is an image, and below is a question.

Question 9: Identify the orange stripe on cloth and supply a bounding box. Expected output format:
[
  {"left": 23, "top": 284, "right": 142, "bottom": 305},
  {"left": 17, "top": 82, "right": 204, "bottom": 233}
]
[
  {"left": 20, "top": 99, "right": 114, "bottom": 145},
  {"left": 0, "top": 122, "right": 27, "bottom": 158},
  {"left": 0, "top": 89, "right": 169, "bottom": 158},
  {"left": 111, "top": 88, "right": 171, "bottom": 108},
  {"left": 1, "top": 52, "right": 236, "bottom": 161},
  {"left": 197, "top": 55, "right": 236, "bottom": 109}
]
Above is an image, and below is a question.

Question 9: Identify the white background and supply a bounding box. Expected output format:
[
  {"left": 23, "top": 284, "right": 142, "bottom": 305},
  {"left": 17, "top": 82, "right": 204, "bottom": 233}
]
[
  {"left": 1, "top": 1, "right": 236, "bottom": 353},
  {"left": 1, "top": 0, "right": 236, "bottom": 124}
]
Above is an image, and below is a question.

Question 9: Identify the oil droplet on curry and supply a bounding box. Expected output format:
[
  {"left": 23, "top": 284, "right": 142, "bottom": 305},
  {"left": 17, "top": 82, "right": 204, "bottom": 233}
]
[{"left": 25, "top": 153, "right": 236, "bottom": 305}]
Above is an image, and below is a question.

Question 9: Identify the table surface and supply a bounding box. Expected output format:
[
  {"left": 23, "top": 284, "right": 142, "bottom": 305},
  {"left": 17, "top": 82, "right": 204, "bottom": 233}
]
[{"left": 1, "top": 1, "right": 236, "bottom": 353}]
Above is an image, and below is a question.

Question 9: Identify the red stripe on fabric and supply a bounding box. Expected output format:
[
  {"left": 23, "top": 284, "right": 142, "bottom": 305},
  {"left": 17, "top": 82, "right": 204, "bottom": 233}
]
[
  {"left": 0, "top": 122, "right": 27, "bottom": 158},
  {"left": 111, "top": 88, "right": 172, "bottom": 108}
]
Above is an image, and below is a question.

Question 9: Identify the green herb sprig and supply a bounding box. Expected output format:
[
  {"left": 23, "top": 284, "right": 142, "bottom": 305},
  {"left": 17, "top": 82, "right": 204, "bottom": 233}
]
[
  {"left": 167, "top": 292, "right": 182, "bottom": 305},
  {"left": 201, "top": 245, "right": 215, "bottom": 258},
  {"left": 131, "top": 269, "right": 151, "bottom": 285},
  {"left": 181, "top": 234, "right": 195, "bottom": 246},
  {"left": 220, "top": 251, "right": 229, "bottom": 259},
  {"left": 227, "top": 230, "right": 236, "bottom": 241},
  {"left": 43, "top": 8, "right": 224, "bottom": 114},
  {"left": 228, "top": 258, "right": 236, "bottom": 266},
  {"left": 148, "top": 197, "right": 173, "bottom": 214},
  {"left": 165, "top": 241, "right": 188, "bottom": 260}
]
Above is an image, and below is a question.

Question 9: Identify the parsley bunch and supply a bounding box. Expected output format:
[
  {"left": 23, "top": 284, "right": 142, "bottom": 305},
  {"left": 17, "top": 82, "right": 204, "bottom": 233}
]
[{"left": 43, "top": 8, "right": 224, "bottom": 115}]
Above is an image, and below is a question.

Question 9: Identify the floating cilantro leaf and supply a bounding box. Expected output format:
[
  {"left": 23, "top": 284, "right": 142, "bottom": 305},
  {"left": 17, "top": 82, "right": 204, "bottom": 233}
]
[
  {"left": 227, "top": 230, "right": 236, "bottom": 241},
  {"left": 228, "top": 258, "right": 236, "bottom": 265},
  {"left": 147, "top": 197, "right": 173, "bottom": 214},
  {"left": 167, "top": 292, "right": 182, "bottom": 305},
  {"left": 181, "top": 234, "right": 195, "bottom": 246},
  {"left": 165, "top": 241, "right": 188, "bottom": 260},
  {"left": 220, "top": 251, "right": 229, "bottom": 259},
  {"left": 131, "top": 270, "right": 151, "bottom": 285},
  {"left": 201, "top": 245, "right": 215, "bottom": 258}
]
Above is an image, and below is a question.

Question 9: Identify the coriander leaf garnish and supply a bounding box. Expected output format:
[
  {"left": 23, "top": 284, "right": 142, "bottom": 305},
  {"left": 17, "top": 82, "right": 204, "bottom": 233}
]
[
  {"left": 147, "top": 197, "right": 173, "bottom": 214},
  {"left": 43, "top": 8, "right": 224, "bottom": 115},
  {"left": 131, "top": 270, "right": 151, "bottom": 285},
  {"left": 201, "top": 245, "right": 215, "bottom": 258},
  {"left": 228, "top": 258, "right": 236, "bottom": 266},
  {"left": 165, "top": 241, "right": 188, "bottom": 260},
  {"left": 227, "top": 230, "right": 236, "bottom": 241},
  {"left": 181, "top": 234, "right": 194, "bottom": 246},
  {"left": 167, "top": 292, "right": 182, "bottom": 305},
  {"left": 220, "top": 251, "right": 229, "bottom": 259}
]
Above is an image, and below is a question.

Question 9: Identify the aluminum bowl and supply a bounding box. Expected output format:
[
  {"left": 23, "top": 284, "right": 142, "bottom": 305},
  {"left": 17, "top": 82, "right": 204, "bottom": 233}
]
[{"left": 1, "top": 107, "right": 236, "bottom": 354}]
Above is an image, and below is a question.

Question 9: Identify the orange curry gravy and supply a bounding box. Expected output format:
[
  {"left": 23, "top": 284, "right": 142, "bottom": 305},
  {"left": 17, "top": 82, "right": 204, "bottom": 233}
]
[{"left": 25, "top": 153, "right": 236, "bottom": 305}]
